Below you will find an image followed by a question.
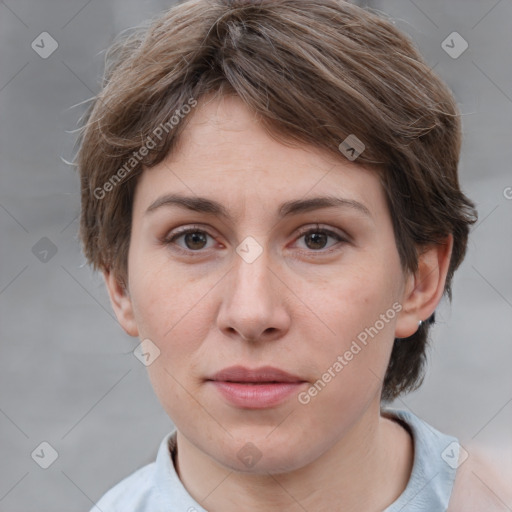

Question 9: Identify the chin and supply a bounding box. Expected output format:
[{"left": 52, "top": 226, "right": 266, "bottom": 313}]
[
  {"left": 225, "top": 447, "right": 311, "bottom": 475},
  {"left": 205, "top": 428, "right": 317, "bottom": 475}
]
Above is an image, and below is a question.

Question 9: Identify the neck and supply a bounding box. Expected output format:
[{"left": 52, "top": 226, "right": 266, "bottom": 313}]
[{"left": 174, "top": 402, "right": 413, "bottom": 512}]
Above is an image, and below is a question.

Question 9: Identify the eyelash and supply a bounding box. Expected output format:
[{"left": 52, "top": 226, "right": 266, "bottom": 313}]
[{"left": 162, "top": 224, "right": 348, "bottom": 257}]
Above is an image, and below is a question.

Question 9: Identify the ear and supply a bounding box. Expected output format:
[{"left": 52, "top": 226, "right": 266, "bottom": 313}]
[
  {"left": 102, "top": 269, "right": 139, "bottom": 337},
  {"left": 395, "top": 234, "right": 453, "bottom": 339}
]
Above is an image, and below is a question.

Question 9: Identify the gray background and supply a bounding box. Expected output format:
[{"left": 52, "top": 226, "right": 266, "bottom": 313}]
[{"left": 1, "top": 0, "right": 511, "bottom": 510}]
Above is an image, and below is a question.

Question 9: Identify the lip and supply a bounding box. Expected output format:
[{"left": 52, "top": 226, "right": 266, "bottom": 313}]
[
  {"left": 209, "top": 365, "right": 305, "bottom": 383},
  {"left": 207, "top": 365, "right": 307, "bottom": 409}
]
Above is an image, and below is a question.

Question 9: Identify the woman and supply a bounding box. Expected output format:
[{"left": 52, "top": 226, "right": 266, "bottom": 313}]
[{"left": 74, "top": 1, "right": 509, "bottom": 510}]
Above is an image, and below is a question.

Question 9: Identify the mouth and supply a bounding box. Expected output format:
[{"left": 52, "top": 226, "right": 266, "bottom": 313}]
[
  {"left": 206, "top": 365, "right": 307, "bottom": 409},
  {"left": 209, "top": 365, "right": 304, "bottom": 383}
]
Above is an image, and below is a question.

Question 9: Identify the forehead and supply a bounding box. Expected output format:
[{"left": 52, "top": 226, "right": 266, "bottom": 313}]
[{"left": 134, "top": 95, "right": 386, "bottom": 220}]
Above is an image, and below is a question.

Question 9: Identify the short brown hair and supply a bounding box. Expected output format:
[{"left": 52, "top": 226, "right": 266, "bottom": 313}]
[{"left": 73, "top": 0, "right": 477, "bottom": 401}]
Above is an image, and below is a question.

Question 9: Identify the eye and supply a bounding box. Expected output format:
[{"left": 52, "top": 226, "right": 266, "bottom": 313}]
[
  {"left": 162, "top": 224, "right": 348, "bottom": 256},
  {"left": 293, "top": 224, "right": 348, "bottom": 253},
  {"left": 163, "top": 226, "right": 216, "bottom": 253}
]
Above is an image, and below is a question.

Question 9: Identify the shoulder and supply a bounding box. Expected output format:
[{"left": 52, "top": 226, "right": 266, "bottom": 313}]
[
  {"left": 447, "top": 449, "right": 512, "bottom": 512},
  {"left": 90, "top": 462, "right": 157, "bottom": 512}
]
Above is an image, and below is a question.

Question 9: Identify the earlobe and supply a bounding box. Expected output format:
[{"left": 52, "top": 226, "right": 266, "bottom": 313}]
[
  {"left": 102, "top": 269, "right": 139, "bottom": 337},
  {"left": 395, "top": 234, "right": 453, "bottom": 339}
]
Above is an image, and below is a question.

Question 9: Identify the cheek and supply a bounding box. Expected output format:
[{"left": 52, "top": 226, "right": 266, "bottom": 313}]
[
  {"left": 128, "top": 245, "right": 210, "bottom": 339},
  {"left": 315, "top": 258, "right": 400, "bottom": 343},
  {"left": 127, "top": 252, "right": 222, "bottom": 384},
  {"left": 299, "top": 258, "right": 401, "bottom": 401},
  {"left": 129, "top": 264, "right": 216, "bottom": 421}
]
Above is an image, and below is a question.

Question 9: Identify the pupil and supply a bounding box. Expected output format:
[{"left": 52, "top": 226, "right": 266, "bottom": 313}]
[
  {"left": 185, "top": 232, "right": 206, "bottom": 250},
  {"left": 306, "top": 232, "right": 327, "bottom": 250}
]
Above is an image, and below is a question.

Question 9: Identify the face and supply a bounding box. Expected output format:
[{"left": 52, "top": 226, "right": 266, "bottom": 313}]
[{"left": 113, "top": 95, "right": 418, "bottom": 473}]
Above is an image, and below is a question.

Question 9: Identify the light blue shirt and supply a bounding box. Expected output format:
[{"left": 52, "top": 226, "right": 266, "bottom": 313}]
[{"left": 91, "top": 408, "right": 459, "bottom": 511}]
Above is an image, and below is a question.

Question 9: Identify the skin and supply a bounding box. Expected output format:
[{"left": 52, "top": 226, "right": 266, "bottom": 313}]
[
  {"left": 448, "top": 449, "right": 512, "bottom": 511},
  {"left": 104, "top": 94, "right": 453, "bottom": 512}
]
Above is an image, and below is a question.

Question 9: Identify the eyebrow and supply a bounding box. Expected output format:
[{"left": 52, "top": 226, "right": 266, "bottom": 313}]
[{"left": 145, "top": 193, "right": 372, "bottom": 219}]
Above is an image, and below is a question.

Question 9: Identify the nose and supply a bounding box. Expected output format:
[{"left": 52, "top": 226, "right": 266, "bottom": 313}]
[{"left": 216, "top": 247, "right": 291, "bottom": 343}]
